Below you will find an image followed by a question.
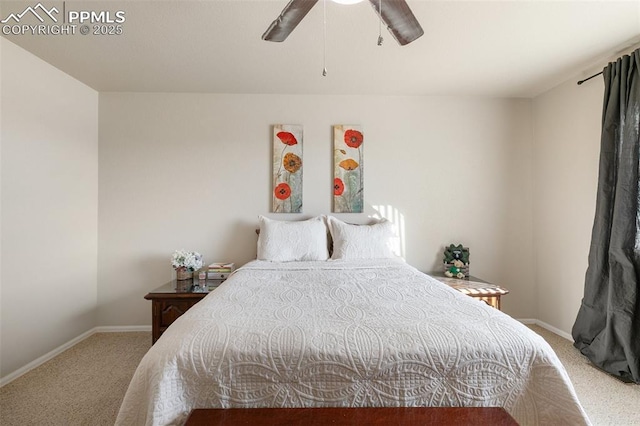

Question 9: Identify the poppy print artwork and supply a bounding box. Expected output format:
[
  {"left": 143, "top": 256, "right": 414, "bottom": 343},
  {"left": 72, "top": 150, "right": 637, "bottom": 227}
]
[
  {"left": 333, "top": 125, "right": 363, "bottom": 213},
  {"left": 272, "top": 125, "right": 303, "bottom": 213}
]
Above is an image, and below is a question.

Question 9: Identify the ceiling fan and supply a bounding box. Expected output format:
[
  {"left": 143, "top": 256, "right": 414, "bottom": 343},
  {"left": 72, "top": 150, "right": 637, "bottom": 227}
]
[{"left": 262, "top": 0, "right": 424, "bottom": 46}]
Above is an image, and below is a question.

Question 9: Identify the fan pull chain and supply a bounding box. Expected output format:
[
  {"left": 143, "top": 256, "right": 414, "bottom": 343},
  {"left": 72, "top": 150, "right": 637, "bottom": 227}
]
[
  {"left": 377, "top": 0, "right": 383, "bottom": 46},
  {"left": 322, "top": 0, "right": 327, "bottom": 76}
]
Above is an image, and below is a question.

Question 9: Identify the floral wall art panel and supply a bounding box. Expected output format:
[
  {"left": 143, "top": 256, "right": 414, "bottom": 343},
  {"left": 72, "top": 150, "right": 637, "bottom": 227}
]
[
  {"left": 273, "top": 124, "right": 303, "bottom": 213},
  {"left": 333, "top": 125, "right": 363, "bottom": 213}
]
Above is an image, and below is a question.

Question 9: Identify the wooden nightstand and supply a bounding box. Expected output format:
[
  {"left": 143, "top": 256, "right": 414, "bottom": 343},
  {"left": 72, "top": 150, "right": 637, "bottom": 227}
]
[
  {"left": 429, "top": 272, "right": 509, "bottom": 310},
  {"left": 145, "top": 279, "right": 224, "bottom": 344}
]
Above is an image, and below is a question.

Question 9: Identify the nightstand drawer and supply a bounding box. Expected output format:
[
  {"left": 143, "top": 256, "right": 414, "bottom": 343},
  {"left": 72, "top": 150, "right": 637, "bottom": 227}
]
[
  {"left": 145, "top": 280, "right": 214, "bottom": 344},
  {"left": 157, "top": 299, "right": 199, "bottom": 328}
]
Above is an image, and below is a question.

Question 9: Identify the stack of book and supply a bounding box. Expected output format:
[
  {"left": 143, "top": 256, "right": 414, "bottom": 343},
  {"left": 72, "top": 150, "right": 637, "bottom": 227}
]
[{"left": 207, "top": 262, "right": 234, "bottom": 280}]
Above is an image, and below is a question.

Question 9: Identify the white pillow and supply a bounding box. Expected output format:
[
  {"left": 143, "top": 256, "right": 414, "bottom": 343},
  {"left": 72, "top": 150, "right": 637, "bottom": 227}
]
[
  {"left": 327, "top": 216, "right": 395, "bottom": 260},
  {"left": 257, "top": 216, "right": 329, "bottom": 262}
]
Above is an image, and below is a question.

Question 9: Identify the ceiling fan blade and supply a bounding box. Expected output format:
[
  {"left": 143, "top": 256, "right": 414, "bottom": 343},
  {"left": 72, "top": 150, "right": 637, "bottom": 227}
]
[
  {"left": 262, "top": 0, "right": 320, "bottom": 42},
  {"left": 368, "top": 0, "right": 424, "bottom": 46}
]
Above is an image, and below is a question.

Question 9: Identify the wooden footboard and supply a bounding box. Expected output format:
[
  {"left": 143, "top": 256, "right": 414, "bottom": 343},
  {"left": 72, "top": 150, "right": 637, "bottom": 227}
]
[{"left": 184, "top": 407, "right": 519, "bottom": 425}]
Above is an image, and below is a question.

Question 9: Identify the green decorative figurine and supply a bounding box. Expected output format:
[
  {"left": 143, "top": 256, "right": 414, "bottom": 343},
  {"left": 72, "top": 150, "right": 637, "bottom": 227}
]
[
  {"left": 443, "top": 244, "right": 470, "bottom": 278},
  {"left": 445, "top": 259, "right": 466, "bottom": 278}
]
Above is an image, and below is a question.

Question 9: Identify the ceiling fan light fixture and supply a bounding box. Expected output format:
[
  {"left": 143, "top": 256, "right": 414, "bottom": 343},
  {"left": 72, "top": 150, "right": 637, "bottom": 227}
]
[{"left": 331, "top": 0, "right": 364, "bottom": 5}]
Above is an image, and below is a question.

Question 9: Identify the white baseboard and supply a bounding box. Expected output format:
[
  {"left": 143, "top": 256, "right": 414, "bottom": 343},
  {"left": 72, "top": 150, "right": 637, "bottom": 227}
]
[
  {"left": 0, "top": 328, "right": 96, "bottom": 387},
  {"left": 517, "top": 318, "right": 573, "bottom": 341},
  {"left": 0, "top": 325, "right": 151, "bottom": 387},
  {"left": 95, "top": 325, "right": 151, "bottom": 333},
  {"left": 533, "top": 320, "right": 573, "bottom": 341}
]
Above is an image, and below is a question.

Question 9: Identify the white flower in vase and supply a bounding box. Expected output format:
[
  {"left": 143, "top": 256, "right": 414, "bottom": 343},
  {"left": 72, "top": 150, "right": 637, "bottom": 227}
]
[{"left": 171, "top": 249, "right": 204, "bottom": 272}]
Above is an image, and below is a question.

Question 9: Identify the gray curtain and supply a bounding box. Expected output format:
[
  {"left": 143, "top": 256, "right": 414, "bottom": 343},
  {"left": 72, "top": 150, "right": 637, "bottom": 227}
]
[{"left": 572, "top": 48, "right": 640, "bottom": 383}]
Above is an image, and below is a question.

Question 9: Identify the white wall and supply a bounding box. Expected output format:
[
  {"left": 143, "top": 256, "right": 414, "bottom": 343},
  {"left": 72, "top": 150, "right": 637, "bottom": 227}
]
[
  {"left": 98, "top": 93, "right": 535, "bottom": 326},
  {"left": 0, "top": 39, "right": 99, "bottom": 378},
  {"left": 532, "top": 77, "right": 602, "bottom": 334},
  {"left": 1, "top": 38, "right": 605, "bottom": 380}
]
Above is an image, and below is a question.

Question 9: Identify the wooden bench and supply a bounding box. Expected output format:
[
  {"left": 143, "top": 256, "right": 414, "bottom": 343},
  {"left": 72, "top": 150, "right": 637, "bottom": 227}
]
[{"left": 185, "top": 407, "right": 518, "bottom": 425}]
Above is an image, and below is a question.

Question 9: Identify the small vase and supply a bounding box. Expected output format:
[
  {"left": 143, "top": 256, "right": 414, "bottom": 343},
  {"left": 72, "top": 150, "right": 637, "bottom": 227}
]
[{"left": 176, "top": 267, "right": 192, "bottom": 281}]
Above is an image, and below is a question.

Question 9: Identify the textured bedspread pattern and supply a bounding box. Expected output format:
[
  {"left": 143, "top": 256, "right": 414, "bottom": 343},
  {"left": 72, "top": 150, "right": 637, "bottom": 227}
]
[{"left": 116, "top": 259, "right": 590, "bottom": 425}]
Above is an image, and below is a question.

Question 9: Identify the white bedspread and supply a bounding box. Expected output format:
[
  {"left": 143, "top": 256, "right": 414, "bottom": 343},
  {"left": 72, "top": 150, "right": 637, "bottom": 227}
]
[{"left": 116, "top": 259, "right": 590, "bottom": 425}]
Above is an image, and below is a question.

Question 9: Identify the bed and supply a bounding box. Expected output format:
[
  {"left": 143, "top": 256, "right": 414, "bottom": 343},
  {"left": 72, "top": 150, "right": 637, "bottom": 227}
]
[{"left": 116, "top": 217, "right": 590, "bottom": 425}]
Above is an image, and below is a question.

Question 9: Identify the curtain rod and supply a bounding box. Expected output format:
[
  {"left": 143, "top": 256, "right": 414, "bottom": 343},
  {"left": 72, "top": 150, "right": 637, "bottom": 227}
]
[
  {"left": 577, "top": 71, "right": 603, "bottom": 85},
  {"left": 577, "top": 44, "right": 640, "bottom": 85}
]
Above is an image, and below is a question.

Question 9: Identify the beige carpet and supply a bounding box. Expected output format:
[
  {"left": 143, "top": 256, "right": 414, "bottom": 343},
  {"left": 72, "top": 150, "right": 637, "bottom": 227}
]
[
  {"left": 1, "top": 326, "right": 638, "bottom": 425},
  {"left": 528, "top": 325, "right": 640, "bottom": 426},
  {"left": 0, "top": 332, "right": 150, "bottom": 425}
]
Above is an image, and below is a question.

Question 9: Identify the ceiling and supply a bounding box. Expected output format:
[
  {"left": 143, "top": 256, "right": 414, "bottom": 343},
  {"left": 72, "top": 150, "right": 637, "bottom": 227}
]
[{"left": 1, "top": 0, "right": 639, "bottom": 97}]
